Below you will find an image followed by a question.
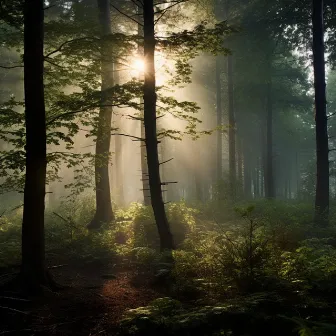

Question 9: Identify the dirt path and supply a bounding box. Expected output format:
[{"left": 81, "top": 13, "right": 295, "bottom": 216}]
[{"left": 1, "top": 263, "right": 159, "bottom": 336}]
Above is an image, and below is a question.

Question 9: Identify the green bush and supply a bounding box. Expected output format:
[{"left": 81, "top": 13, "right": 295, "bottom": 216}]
[
  {"left": 132, "top": 202, "right": 197, "bottom": 249},
  {"left": 120, "top": 297, "right": 299, "bottom": 336},
  {"left": 174, "top": 207, "right": 280, "bottom": 295},
  {"left": 279, "top": 238, "right": 336, "bottom": 293},
  {"left": 0, "top": 209, "right": 22, "bottom": 268}
]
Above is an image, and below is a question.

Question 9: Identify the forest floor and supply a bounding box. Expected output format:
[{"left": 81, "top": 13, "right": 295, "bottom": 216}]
[{"left": 0, "top": 255, "right": 160, "bottom": 336}]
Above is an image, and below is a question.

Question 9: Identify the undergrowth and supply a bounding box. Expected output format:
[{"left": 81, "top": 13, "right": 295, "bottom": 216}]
[{"left": 1, "top": 197, "right": 336, "bottom": 335}]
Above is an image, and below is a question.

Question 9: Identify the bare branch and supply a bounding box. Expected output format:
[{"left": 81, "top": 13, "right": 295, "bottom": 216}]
[
  {"left": 159, "top": 158, "right": 173, "bottom": 165},
  {"left": 111, "top": 4, "right": 143, "bottom": 26},
  {"left": 111, "top": 133, "right": 144, "bottom": 141},
  {"left": 44, "top": 37, "right": 99, "bottom": 59},
  {"left": 154, "top": 0, "right": 188, "bottom": 25},
  {"left": 161, "top": 181, "right": 178, "bottom": 185},
  {"left": 0, "top": 64, "right": 23, "bottom": 69}
]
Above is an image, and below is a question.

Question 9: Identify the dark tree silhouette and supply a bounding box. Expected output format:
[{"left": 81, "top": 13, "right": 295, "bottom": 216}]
[
  {"left": 20, "top": 0, "right": 54, "bottom": 291},
  {"left": 265, "top": 75, "right": 275, "bottom": 199},
  {"left": 88, "top": 0, "right": 115, "bottom": 229},
  {"left": 137, "top": 6, "right": 151, "bottom": 206},
  {"left": 228, "top": 54, "right": 236, "bottom": 198},
  {"left": 142, "top": 0, "right": 174, "bottom": 251},
  {"left": 312, "top": 0, "right": 329, "bottom": 225},
  {"left": 216, "top": 58, "right": 223, "bottom": 182}
]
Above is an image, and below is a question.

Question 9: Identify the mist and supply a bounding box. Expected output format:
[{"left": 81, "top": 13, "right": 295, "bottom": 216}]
[{"left": 1, "top": 0, "right": 336, "bottom": 335}]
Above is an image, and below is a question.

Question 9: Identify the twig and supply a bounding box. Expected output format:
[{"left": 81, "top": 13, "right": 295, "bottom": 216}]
[
  {"left": 111, "top": 133, "right": 144, "bottom": 141},
  {"left": 111, "top": 4, "right": 143, "bottom": 26},
  {"left": 0, "top": 65, "right": 23, "bottom": 69},
  {"left": 161, "top": 181, "right": 178, "bottom": 185},
  {"left": 0, "top": 306, "right": 30, "bottom": 315},
  {"left": 159, "top": 158, "right": 173, "bottom": 165},
  {"left": 0, "top": 296, "right": 30, "bottom": 302},
  {"left": 48, "top": 264, "right": 68, "bottom": 269}
]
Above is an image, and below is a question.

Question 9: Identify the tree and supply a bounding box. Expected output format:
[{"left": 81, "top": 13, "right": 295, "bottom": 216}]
[
  {"left": 142, "top": 0, "right": 174, "bottom": 251},
  {"left": 88, "top": 0, "right": 115, "bottom": 229},
  {"left": 137, "top": 4, "right": 151, "bottom": 206},
  {"left": 216, "top": 57, "right": 223, "bottom": 183},
  {"left": 20, "top": 0, "right": 54, "bottom": 291},
  {"left": 312, "top": 0, "right": 329, "bottom": 225}
]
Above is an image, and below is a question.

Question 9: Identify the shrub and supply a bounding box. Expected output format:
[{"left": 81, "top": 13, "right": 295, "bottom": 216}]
[
  {"left": 0, "top": 210, "right": 22, "bottom": 268},
  {"left": 279, "top": 238, "right": 336, "bottom": 293},
  {"left": 133, "top": 202, "right": 197, "bottom": 249},
  {"left": 119, "top": 297, "right": 299, "bottom": 336}
]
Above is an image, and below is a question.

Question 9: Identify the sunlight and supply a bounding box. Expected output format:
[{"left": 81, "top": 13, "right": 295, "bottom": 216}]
[{"left": 132, "top": 58, "right": 145, "bottom": 73}]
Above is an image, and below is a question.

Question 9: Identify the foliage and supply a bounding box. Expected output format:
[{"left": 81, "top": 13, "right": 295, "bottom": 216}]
[
  {"left": 132, "top": 202, "right": 197, "bottom": 249},
  {"left": 119, "top": 296, "right": 299, "bottom": 336}
]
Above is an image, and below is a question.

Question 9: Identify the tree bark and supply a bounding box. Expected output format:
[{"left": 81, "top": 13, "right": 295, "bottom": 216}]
[
  {"left": 228, "top": 55, "right": 236, "bottom": 199},
  {"left": 237, "top": 136, "right": 243, "bottom": 196},
  {"left": 141, "top": 117, "right": 151, "bottom": 205},
  {"left": 88, "top": 0, "right": 115, "bottom": 229},
  {"left": 113, "top": 67, "right": 125, "bottom": 207},
  {"left": 313, "top": 0, "right": 329, "bottom": 226},
  {"left": 194, "top": 141, "right": 203, "bottom": 201},
  {"left": 216, "top": 57, "right": 223, "bottom": 182},
  {"left": 255, "top": 167, "right": 260, "bottom": 198},
  {"left": 137, "top": 5, "right": 151, "bottom": 206},
  {"left": 143, "top": 0, "right": 174, "bottom": 251},
  {"left": 265, "top": 79, "right": 275, "bottom": 199},
  {"left": 20, "top": 0, "right": 54, "bottom": 291},
  {"left": 243, "top": 141, "right": 252, "bottom": 199}
]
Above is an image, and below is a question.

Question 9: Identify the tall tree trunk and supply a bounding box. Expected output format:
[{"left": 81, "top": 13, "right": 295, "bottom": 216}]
[
  {"left": 88, "top": 0, "right": 115, "bottom": 229},
  {"left": 265, "top": 80, "right": 275, "bottom": 199},
  {"left": 114, "top": 115, "right": 124, "bottom": 206},
  {"left": 137, "top": 5, "right": 151, "bottom": 206},
  {"left": 20, "top": 0, "right": 52, "bottom": 291},
  {"left": 143, "top": 0, "right": 174, "bottom": 251},
  {"left": 141, "top": 117, "right": 151, "bottom": 205},
  {"left": 216, "top": 57, "right": 223, "bottom": 182},
  {"left": 237, "top": 136, "right": 243, "bottom": 196},
  {"left": 228, "top": 54, "right": 236, "bottom": 199},
  {"left": 243, "top": 141, "right": 252, "bottom": 199},
  {"left": 159, "top": 137, "right": 167, "bottom": 203},
  {"left": 113, "top": 67, "right": 125, "bottom": 207},
  {"left": 295, "top": 151, "right": 300, "bottom": 198},
  {"left": 255, "top": 166, "right": 260, "bottom": 198},
  {"left": 313, "top": 0, "right": 329, "bottom": 226},
  {"left": 194, "top": 141, "right": 203, "bottom": 201}
]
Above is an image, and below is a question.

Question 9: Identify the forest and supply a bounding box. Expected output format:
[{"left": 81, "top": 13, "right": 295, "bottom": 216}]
[{"left": 0, "top": 0, "right": 336, "bottom": 335}]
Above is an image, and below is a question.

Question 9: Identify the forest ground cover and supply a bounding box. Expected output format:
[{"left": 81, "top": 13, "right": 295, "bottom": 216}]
[{"left": 1, "top": 198, "right": 336, "bottom": 335}]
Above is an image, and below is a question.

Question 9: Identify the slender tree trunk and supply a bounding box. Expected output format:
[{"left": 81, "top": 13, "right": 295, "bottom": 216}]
[
  {"left": 265, "top": 79, "right": 275, "bottom": 199},
  {"left": 284, "top": 177, "right": 288, "bottom": 199},
  {"left": 313, "top": 0, "right": 329, "bottom": 226},
  {"left": 255, "top": 166, "right": 260, "bottom": 198},
  {"left": 88, "top": 0, "right": 115, "bottom": 229},
  {"left": 143, "top": 0, "right": 174, "bottom": 251},
  {"left": 237, "top": 136, "right": 243, "bottom": 196},
  {"left": 216, "top": 58, "right": 223, "bottom": 182},
  {"left": 20, "top": 0, "right": 53, "bottom": 291},
  {"left": 228, "top": 55, "right": 236, "bottom": 199},
  {"left": 296, "top": 151, "right": 300, "bottom": 199},
  {"left": 194, "top": 141, "right": 203, "bottom": 201},
  {"left": 261, "top": 121, "right": 267, "bottom": 197},
  {"left": 141, "top": 118, "right": 151, "bottom": 205},
  {"left": 243, "top": 141, "right": 252, "bottom": 199},
  {"left": 113, "top": 67, "right": 125, "bottom": 207},
  {"left": 159, "top": 137, "right": 166, "bottom": 203},
  {"left": 137, "top": 5, "right": 151, "bottom": 206},
  {"left": 114, "top": 118, "right": 124, "bottom": 206}
]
